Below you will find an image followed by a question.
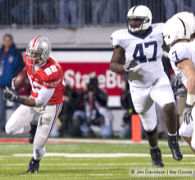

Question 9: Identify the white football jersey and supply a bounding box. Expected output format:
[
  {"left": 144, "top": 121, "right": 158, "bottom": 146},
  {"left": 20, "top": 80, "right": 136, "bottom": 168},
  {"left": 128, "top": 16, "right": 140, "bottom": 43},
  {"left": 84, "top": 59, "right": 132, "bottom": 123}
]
[
  {"left": 111, "top": 23, "right": 165, "bottom": 87},
  {"left": 168, "top": 40, "right": 195, "bottom": 88}
]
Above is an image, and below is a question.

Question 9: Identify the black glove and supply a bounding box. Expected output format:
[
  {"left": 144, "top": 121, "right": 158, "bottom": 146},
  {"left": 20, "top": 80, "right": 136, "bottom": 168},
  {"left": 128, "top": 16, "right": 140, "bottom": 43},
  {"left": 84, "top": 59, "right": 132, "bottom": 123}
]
[
  {"left": 3, "top": 87, "right": 18, "bottom": 102},
  {"left": 125, "top": 59, "right": 139, "bottom": 71},
  {"left": 172, "top": 75, "right": 183, "bottom": 90},
  {"left": 183, "top": 104, "right": 193, "bottom": 125}
]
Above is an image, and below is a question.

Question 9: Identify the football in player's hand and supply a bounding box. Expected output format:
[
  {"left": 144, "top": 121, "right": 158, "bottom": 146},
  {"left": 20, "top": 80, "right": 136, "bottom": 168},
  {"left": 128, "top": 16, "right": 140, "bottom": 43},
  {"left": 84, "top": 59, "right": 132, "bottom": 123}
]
[{"left": 13, "top": 69, "right": 30, "bottom": 92}]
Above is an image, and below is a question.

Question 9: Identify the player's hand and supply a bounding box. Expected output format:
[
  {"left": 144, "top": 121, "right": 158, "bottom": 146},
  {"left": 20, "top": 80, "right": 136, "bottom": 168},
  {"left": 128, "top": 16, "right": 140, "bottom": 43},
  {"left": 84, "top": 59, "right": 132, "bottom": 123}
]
[
  {"left": 124, "top": 59, "right": 139, "bottom": 71},
  {"left": 183, "top": 104, "right": 193, "bottom": 125},
  {"left": 3, "top": 87, "right": 18, "bottom": 102},
  {"left": 172, "top": 75, "right": 183, "bottom": 89}
]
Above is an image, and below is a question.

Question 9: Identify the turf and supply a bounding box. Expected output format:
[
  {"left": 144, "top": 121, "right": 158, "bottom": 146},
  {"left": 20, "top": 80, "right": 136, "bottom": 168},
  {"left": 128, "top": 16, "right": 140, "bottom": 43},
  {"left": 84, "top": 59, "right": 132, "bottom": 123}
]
[{"left": 0, "top": 140, "right": 195, "bottom": 180}]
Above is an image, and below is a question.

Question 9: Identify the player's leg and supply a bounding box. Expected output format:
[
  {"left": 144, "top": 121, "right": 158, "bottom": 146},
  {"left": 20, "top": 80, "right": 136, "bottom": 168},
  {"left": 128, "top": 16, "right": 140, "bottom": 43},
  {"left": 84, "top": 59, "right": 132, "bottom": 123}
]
[
  {"left": 130, "top": 85, "right": 163, "bottom": 167},
  {"left": 188, "top": 107, "right": 195, "bottom": 152},
  {"left": 179, "top": 123, "right": 194, "bottom": 139},
  {"left": 139, "top": 102, "right": 157, "bottom": 147},
  {"left": 27, "top": 104, "right": 62, "bottom": 173},
  {"left": 179, "top": 109, "right": 195, "bottom": 152},
  {"left": 150, "top": 73, "right": 182, "bottom": 160},
  {"left": 139, "top": 103, "right": 164, "bottom": 167},
  {"left": 130, "top": 85, "right": 157, "bottom": 146},
  {"left": 5, "top": 105, "right": 35, "bottom": 135},
  {"left": 179, "top": 100, "right": 195, "bottom": 152},
  {"left": 181, "top": 137, "right": 195, "bottom": 153}
]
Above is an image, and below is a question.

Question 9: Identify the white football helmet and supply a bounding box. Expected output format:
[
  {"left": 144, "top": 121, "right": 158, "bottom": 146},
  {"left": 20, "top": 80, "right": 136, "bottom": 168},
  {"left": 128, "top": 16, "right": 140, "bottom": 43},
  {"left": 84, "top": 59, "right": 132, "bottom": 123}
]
[
  {"left": 26, "top": 35, "right": 51, "bottom": 66},
  {"left": 163, "top": 17, "right": 191, "bottom": 46},
  {"left": 127, "top": 5, "right": 152, "bottom": 32},
  {"left": 172, "top": 12, "right": 195, "bottom": 36}
]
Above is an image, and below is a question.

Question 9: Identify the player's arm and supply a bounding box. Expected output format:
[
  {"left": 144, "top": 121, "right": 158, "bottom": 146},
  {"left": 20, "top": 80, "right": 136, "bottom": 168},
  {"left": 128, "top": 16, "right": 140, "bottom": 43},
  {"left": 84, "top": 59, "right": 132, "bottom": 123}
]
[
  {"left": 3, "top": 86, "right": 55, "bottom": 107},
  {"left": 177, "top": 59, "right": 195, "bottom": 106},
  {"left": 162, "top": 38, "right": 170, "bottom": 54},
  {"left": 110, "top": 46, "right": 126, "bottom": 74}
]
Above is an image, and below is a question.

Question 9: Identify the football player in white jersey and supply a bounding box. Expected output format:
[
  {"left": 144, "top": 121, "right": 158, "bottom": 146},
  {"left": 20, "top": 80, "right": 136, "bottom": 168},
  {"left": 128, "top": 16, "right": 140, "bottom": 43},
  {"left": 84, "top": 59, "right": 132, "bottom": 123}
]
[
  {"left": 163, "top": 12, "right": 195, "bottom": 153},
  {"left": 110, "top": 5, "right": 182, "bottom": 167}
]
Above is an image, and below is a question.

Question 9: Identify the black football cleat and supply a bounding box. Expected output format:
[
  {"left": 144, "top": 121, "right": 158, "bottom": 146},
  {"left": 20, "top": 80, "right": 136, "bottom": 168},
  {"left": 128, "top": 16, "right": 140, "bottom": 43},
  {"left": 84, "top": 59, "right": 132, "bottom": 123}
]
[
  {"left": 168, "top": 135, "right": 183, "bottom": 161},
  {"left": 29, "top": 123, "right": 37, "bottom": 144},
  {"left": 150, "top": 147, "right": 164, "bottom": 168},
  {"left": 27, "top": 157, "right": 40, "bottom": 173}
]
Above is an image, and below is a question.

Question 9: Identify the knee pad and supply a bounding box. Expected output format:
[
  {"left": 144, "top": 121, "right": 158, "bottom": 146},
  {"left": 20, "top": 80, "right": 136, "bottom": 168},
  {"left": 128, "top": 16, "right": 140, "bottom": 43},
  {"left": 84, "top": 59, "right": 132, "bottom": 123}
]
[
  {"left": 142, "top": 121, "right": 157, "bottom": 133},
  {"left": 144, "top": 127, "right": 157, "bottom": 137},
  {"left": 191, "top": 140, "right": 195, "bottom": 150},
  {"left": 191, "top": 132, "right": 195, "bottom": 150},
  {"left": 5, "top": 124, "right": 12, "bottom": 135},
  {"left": 5, "top": 122, "right": 15, "bottom": 135}
]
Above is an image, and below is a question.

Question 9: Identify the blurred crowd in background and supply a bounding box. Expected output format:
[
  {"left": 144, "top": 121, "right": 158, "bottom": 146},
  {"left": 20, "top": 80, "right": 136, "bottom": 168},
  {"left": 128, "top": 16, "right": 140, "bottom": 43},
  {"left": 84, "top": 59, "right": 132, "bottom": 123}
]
[
  {"left": 0, "top": 0, "right": 190, "bottom": 138},
  {"left": 0, "top": 0, "right": 194, "bottom": 28}
]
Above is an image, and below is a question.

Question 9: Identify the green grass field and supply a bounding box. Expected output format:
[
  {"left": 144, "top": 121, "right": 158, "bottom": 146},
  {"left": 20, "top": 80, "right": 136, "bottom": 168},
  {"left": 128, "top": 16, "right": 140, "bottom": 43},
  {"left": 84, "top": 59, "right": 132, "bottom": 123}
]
[{"left": 0, "top": 139, "right": 195, "bottom": 180}]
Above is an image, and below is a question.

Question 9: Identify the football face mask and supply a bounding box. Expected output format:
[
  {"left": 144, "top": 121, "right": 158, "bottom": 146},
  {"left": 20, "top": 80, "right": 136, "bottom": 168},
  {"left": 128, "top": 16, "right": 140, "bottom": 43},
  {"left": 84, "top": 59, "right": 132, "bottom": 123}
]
[
  {"left": 128, "top": 17, "right": 145, "bottom": 32},
  {"left": 127, "top": 5, "right": 152, "bottom": 33},
  {"left": 26, "top": 50, "right": 44, "bottom": 66}
]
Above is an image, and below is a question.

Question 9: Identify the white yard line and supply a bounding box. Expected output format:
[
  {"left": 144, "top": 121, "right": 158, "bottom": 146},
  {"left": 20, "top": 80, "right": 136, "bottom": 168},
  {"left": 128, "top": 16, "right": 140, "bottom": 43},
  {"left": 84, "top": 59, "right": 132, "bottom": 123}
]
[
  {"left": 4, "top": 162, "right": 195, "bottom": 166},
  {"left": 46, "top": 138, "right": 188, "bottom": 146},
  {"left": 12, "top": 153, "right": 195, "bottom": 158},
  {"left": 0, "top": 138, "right": 189, "bottom": 145}
]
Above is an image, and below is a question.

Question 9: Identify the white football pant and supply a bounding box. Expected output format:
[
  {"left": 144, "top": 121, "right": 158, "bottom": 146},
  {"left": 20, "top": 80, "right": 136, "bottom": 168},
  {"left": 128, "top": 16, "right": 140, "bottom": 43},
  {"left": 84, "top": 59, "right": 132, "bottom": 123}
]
[
  {"left": 6, "top": 104, "right": 62, "bottom": 160},
  {"left": 129, "top": 73, "right": 175, "bottom": 132},
  {"left": 179, "top": 106, "right": 195, "bottom": 149}
]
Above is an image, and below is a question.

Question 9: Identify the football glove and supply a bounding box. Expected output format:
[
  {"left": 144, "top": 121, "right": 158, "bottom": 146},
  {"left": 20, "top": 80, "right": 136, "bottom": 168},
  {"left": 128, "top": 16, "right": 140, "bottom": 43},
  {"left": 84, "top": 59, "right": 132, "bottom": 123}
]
[
  {"left": 3, "top": 87, "right": 18, "bottom": 101},
  {"left": 3, "top": 87, "right": 25, "bottom": 104},
  {"left": 124, "top": 59, "right": 139, "bottom": 71},
  {"left": 172, "top": 75, "right": 183, "bottom": 90},
  {"left": 183, "top": 104, "right": 193, "bottom": 125}
]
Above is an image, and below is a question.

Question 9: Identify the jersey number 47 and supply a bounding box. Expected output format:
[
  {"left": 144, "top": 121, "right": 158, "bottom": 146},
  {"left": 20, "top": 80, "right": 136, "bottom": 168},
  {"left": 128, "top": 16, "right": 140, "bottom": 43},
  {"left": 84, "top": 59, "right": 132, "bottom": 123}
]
[{"left": 133, "top": 41, "right": 157, "bottom": 63}]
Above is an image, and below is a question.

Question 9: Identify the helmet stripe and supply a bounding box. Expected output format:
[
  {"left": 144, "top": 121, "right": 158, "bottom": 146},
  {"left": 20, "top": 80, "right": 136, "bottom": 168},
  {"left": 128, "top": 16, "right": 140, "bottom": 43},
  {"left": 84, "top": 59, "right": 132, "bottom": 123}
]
[
  {"left": 132, "top": 6, "right": 137, "bottom": 14},
  {"left": 178, "top": 18, "right": 186, "bottom": 36},
  {"left": 33, "top": 35, "right": 41, "bottom": 47}
]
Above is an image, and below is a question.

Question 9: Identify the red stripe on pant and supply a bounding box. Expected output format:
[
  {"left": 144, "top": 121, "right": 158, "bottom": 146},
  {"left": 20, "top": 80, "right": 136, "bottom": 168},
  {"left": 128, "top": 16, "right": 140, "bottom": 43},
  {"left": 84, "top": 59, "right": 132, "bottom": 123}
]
[{"left": 42, "top": 104, "right": 63, "bottom": 147}]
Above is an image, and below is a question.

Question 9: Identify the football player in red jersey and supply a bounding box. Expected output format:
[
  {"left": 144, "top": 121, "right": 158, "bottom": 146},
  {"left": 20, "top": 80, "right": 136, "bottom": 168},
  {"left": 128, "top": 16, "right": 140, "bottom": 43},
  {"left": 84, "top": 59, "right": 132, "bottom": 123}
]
[{"left": 3, "top": 36, "right": 65, "bottom": 173}]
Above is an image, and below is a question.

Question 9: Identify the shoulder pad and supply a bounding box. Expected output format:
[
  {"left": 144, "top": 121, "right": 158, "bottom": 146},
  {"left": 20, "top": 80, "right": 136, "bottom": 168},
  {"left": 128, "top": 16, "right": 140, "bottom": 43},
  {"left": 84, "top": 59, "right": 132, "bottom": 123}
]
[
  {"left": 110, "top": 29, "right": 128, "bottom": 47},
  {"left": 169, "top": 42, "right": 192, "bottom": 64}
]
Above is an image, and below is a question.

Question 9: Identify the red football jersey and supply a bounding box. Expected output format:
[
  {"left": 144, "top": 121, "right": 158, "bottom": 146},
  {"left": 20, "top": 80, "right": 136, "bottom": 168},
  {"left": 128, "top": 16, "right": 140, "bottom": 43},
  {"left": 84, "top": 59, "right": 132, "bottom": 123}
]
[{"left": 23, "top": 53, "right": 65, "bottom": 104}]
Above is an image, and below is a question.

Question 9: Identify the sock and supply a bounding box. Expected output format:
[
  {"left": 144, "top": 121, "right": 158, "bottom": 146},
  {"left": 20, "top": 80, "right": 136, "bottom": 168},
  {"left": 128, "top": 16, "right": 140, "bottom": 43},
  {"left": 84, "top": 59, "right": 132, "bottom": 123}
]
[
  {"left": 150, "top": 145, "right": 158, "bottom": 149},
  {"left": 168, "top": 132, "right": 177, "bottom": 136},
  {"left": 33, "top": 146, "right": 45, "bottom": 160}
]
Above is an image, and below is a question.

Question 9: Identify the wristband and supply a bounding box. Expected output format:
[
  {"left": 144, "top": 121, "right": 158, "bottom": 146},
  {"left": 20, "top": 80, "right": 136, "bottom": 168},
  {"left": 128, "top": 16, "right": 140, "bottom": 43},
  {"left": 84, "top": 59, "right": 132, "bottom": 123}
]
[
  {"left": 15, "top": 96, "right": 25, "bottom": 104},
  {"left": 186, "top": 93, "right": 195, "bottom": 106}
]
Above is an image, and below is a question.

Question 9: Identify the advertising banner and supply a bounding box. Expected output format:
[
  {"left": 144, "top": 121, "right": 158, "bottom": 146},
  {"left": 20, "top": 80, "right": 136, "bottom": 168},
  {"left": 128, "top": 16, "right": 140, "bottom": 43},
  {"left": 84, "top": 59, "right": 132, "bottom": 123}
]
[{"left": 51, "top": 51, "right": 124, "bottom": 107}]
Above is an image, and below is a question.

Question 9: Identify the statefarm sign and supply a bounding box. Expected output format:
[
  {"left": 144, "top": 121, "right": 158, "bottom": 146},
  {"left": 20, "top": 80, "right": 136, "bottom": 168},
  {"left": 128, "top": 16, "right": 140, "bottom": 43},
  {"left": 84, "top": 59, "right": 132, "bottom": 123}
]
[{"left": 51, "top": 51, "right": 124, "bottom": 106}]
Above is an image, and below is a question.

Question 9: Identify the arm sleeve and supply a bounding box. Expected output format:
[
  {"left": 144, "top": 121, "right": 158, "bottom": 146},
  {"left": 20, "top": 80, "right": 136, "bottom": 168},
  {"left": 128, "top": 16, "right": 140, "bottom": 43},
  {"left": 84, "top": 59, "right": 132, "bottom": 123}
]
[
  {"left": 35, "top": 86, "right": 55, "bottom": 106},
  {"left": 110, "top": 30, "right": 123, "bottom": 47},
  {"left": 110, "top": 34, "right": 120, "bottom": 47}
]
